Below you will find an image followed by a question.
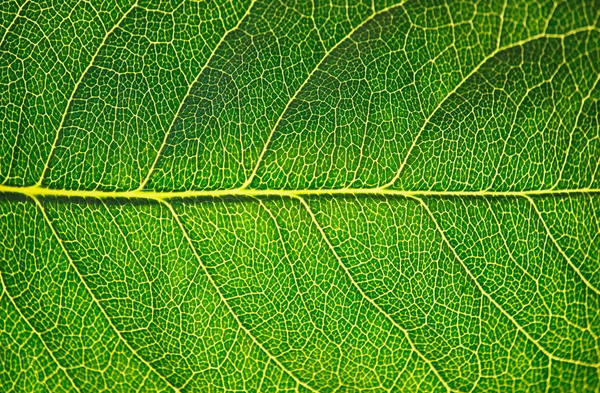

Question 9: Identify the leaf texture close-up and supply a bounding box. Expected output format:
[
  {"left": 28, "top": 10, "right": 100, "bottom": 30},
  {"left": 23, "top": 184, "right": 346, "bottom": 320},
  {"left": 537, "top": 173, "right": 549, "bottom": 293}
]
[{"left": 1, "top": 0, "right": 599, "bottom": 392}]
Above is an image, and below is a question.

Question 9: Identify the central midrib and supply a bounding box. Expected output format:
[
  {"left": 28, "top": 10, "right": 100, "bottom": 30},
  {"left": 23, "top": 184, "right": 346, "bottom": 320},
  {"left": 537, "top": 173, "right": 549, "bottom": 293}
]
[{"left": 0, "top": 184, "right": 597, "bottom": 200}]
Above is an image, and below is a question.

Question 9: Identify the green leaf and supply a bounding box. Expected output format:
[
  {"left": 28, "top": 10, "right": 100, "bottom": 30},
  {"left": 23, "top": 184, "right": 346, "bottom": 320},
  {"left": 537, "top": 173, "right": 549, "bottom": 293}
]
[{"left": 1, "top": 0, "right": 599, "bottom": 391}]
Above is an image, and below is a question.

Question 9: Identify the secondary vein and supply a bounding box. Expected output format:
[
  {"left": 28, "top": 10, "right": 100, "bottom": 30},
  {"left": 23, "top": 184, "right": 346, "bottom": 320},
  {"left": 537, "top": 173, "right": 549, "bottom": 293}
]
[
  {"left": 297, "top": 195, "right": 454, "bottom": 393},
  {"left": 31, "top": 196, "right": 182, "bottom": 393},
  {"left": 162, "top": 199, "right": 321, "bottom": 393},
  {"left": 412, "top": 195, "right": 600, "bottom": 369}
]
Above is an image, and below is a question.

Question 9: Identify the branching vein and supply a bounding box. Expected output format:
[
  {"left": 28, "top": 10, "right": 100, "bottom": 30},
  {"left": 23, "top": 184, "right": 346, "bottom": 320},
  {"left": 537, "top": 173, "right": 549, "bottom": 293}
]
[
  {"left": 31, "top": 196, "right": 181, "bottom": 393},
  {"left": 296, "top": 195, "right": 454, "bottom": 393},
  {"left": 412, "top": 195, "right": 599, "bottom": 368},
  {"left": 162, "top": 199, "right": 321, "bottom": 393}
]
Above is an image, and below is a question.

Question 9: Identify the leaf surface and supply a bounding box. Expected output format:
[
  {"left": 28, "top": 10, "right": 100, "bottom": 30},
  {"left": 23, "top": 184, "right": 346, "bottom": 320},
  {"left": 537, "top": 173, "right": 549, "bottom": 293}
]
[{"left": 0, "top": 0, "right": 599, "bottom": 392}]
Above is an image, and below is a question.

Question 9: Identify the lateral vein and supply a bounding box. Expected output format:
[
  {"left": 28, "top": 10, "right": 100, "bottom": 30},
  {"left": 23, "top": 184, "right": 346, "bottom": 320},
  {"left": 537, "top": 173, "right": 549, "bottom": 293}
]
[
  {"left": 31, "top": 196, "right": 181, "bottom": 393},
  {"left": 412, "top": 195, "right": 599, "bottom": 368},
  {"left": 0, "top": 277, "right": 82, "bottom": 392},
  {"left": 161, "top": 199, "right": 321, "bottom": 393},
  {"left": 296, "top": 195, "right": 454, "bottom": 393},
  {"left": 137, "top": 0, "right": 257, "bottom": 190},
  {"left": 240, "top": 0, "right": 409, "bottom": 189},
  {"left": 36, "top": 1, "right": 140, "bottom": 186},
  {"left": 524, "top": 195, "right": 600, "bottom": 296},
  {"left": 382, "top": 25, "right": 599, "bottom": 189}
]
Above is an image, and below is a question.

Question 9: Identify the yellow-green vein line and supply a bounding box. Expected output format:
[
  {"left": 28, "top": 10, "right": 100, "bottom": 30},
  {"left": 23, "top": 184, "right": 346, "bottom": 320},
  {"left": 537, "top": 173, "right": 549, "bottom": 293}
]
[
  {"left": 295, "top": 195, "right": 455, "bottom": 393},
  {"left": 161, "top": 199, "right": 322, "bottom": 393},
  {"left": 31, "top": 196, "right": 181, "bottom": 393}
]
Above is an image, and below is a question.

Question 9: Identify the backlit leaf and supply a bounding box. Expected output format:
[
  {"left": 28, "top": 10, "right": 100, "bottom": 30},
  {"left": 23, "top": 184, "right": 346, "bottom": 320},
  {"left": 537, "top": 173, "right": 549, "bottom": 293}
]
[{"left": 1, "top": 0, "right": 599, "bottom": 391}]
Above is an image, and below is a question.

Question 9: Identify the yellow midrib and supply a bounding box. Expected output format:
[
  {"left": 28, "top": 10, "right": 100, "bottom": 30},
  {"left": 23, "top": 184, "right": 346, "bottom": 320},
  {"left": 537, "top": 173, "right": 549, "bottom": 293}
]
[{"left": 0, "top": 184, "right": 598, "bottom": 200}]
